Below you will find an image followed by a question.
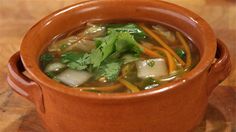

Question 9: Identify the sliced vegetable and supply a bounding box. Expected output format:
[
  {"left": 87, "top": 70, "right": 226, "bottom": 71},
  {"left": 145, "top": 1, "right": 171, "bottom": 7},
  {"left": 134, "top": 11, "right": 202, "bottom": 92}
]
[
  {"left": 118, "top": 79, "right": 140, "bottom": 93},
  {"left": 44, "top": 62, "right": 65, "bottom": 73},
  {"left": 64, "top": 39, "right": 96, "bottom": 52},
  {"left": 121, "top": 63, "right": 136, "bottom": 77},
  {"left": 136, "top": 58, "right": 168, "bottom": 79},
  {"left": 154, "top": 47, "right": 176, "bottom": 73},
  {"left": 176, "top": 32, "right": 192, "bottom": 68},
  {"left": 139, "top": 23, "right": 186, "bottom": 66},
  {"left": 48, "top": 36, "right": 78, "bottom": 52},
  {"left": 152, "top": 25, "right": 176, "bottom": 43},
  {"left": 139, "top": 44, "right": 161, "bottom": 58},
  {"left": 122, "top": 54, "right": 139, "bottom": 64},
  {"left": 142, "top": 42, "right": 176, "bottom": 73},
  {"left": 107, "top": 23, "right": 146, "bottom": 39},
  {"left": 84, "top": 24, "right": 106, "bottom": 38},
  {"left": 48, "top": 24, "right": 104, "bottom": 53},
  {"left": 56, "top": 69, "right": 92, "bottom": 87}
]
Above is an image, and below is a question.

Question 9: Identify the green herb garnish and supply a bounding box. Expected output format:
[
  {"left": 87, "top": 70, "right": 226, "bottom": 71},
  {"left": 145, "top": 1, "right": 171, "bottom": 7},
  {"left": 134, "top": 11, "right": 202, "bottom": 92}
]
[
  {"left": 61, "top": 51, "right": 90, "bottom": 70},
  {"left": 90, "top": 30, "right": 118, "bottom": 68},
  {"left": 147, "top": 60, "right": 155, "bottom": 67},
  {"left": 141, "top": 77, "right": 159, "bottom": 89},
  {"left": 95, "top": 61, "right": 122, "bottom": 82},
  {"left": 45, "top": 71, "right": 57, "bottom": 78},
  {"left": 175, "top": 48, "right": 186, "bottom": 60},
  {"left": 60, "top": 43, "right": 69, "bottom": 50},
  {"left": 40, "top": 53, "right": 54, "bottom": 67}
]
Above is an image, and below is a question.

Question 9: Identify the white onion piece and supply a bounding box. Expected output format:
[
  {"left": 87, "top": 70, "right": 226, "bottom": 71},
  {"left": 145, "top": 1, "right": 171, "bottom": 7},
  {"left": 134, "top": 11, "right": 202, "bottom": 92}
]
[
  {"left": 63, "top": 39, "right": 95, "bottom": 52},
  {"left": 56, "top": 69, "right": 92, "bottom": 87},
  {"left": 122, "top": 54, "right": 139, "bottom": 64},
  {"left": 76, "top": 39, "right": 96, "bottom": 52},
  {"left": 136, "top": 58, "right": 168, "bottom": 79},
  {"left": 84, "top": 24, "right": 106, "bottom": 38},
  {"left": 44, "top": 62, "right": 65, "bottom": 73},
  {"left": 152, "top": 25, "right": 176, "bottom": 43},
  {"left": 48, "top": 36, "right": 78, "bottom": 52}
]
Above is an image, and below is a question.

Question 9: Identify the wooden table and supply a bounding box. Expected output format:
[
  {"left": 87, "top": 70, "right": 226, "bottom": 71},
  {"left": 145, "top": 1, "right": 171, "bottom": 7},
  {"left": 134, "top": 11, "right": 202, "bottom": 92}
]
[{"left": 0, "top": 0, "right": 235, "bottom": 131}]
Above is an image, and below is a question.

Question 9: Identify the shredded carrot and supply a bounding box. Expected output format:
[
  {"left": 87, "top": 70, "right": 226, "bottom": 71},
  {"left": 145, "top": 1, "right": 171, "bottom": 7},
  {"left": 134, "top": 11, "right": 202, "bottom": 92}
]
[
  {"left": 81, "top": 83, "right": 123, "bottom": 92},
  {"left": 139, "top": 23, "right": 186, "bottom": 66},
  {"left": 176, "top": 32, "right": 192, "bottom": 68},
  {"left": 152, "top": 47, "right": 176, "bottom": 73},
  {"left": 118, "top": 79, "right": 140, "bottom": 93},
  {"left": 139, "top": 44, "right": 161, "bottom": 58},
  {"left": 143, "top": 43, "right": 176, "bottom": 73}
]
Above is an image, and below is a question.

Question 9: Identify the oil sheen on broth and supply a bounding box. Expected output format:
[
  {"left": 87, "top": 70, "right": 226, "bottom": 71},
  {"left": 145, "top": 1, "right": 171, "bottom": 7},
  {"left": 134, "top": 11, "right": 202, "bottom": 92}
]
[{"left": 39, "top": 22, "right": 199, "bottom": 93}]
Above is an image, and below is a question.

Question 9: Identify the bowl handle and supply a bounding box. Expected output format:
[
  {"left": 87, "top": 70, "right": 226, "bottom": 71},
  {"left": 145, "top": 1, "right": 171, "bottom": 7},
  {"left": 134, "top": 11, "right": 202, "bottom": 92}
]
[
  {"left": 7, "top": 52, "right": 45, "bottom": 113},
  {"left": 207, "top": 39, "right": 231, "bottom": 96}
]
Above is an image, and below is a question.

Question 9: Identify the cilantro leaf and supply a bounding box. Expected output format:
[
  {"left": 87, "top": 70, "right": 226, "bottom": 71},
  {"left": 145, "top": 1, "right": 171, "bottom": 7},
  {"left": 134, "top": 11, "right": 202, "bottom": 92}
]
[
  {"left": 40, "top": 53, "right": 54, "bottom": 67},
  {"left": 108, "top": 31, "right": 143, "bottom": 59},
  {"left": 115, "top": 31, "right": 143, "bottom": 55},
  {"left": 45, "top": 71, "right": 57, "bottom": 78},
  {"left": 61, "top": 51, "right": 90, "bottom": 70},
  {"left": 95, "top": 61, "right": 122, "bottom": 82},
  {"left": 90, "top": 30, "right": 118, "bottom": 68},
  {"left": 147, "top": 60, "right": 155, "bottom": 67}
]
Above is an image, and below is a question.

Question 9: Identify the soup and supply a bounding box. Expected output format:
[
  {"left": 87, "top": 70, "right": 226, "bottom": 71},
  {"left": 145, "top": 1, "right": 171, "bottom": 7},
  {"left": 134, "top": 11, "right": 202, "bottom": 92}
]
[{"left": 39, "top": 22, "right": 199, "bottom": 93}]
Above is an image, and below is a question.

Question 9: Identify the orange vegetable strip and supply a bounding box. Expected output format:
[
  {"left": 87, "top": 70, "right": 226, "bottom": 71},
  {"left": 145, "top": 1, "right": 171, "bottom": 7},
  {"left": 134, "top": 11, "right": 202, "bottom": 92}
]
[
  {"left": 81, "top": 83, "right": 123, "bottom": 92},
  {"left": 139, "top": 23, "right": 186, "bottom": 66},
  {"left": 118, "top": 79, "right": 140, "bottom": 93},
  {"left": 139, "top": 44, "right": 161, "bottom": 58},
  {"left": 176, "top": 31, "right": 192, "bottom": 68},
  {"left": 144, "top": 43, "right": 176, "bottom": 73}
]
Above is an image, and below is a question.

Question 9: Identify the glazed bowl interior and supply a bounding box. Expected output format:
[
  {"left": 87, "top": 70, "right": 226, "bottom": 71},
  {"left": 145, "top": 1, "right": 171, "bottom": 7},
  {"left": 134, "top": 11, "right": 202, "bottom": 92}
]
[{"left": 20, "top": 0, "right": 216, "bottom": 98}]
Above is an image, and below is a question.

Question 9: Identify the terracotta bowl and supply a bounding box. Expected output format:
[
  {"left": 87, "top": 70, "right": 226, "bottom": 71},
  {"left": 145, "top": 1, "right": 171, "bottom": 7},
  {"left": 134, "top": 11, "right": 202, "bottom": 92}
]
[{"left": 7, "top": 0, "right": 231, "bottom": 131}]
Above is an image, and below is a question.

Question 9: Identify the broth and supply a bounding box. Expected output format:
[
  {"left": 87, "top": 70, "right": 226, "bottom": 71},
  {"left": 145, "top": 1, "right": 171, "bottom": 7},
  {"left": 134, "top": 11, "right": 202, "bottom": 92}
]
[{"left": 39, "top": 22, "right": 199, "bottom": 93}]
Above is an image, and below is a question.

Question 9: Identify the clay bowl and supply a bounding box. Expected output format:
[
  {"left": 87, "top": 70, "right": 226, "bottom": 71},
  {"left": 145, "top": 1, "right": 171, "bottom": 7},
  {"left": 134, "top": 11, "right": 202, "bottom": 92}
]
[{"left": 7, "top": 0, "right": 231, "bottom": 131}]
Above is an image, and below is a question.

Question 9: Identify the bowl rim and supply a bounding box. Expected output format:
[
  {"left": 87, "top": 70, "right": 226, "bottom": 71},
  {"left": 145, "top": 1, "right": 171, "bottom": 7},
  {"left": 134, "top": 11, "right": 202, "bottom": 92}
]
[{"left": 20, "top": 0, "right": 216, "bottom": 100}]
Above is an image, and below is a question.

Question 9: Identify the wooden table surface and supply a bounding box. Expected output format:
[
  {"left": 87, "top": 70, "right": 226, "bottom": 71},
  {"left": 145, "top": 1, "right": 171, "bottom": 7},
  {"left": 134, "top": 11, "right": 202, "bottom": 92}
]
[{"left": 0, "top": 0, "right": 235, "bottom": 132}]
